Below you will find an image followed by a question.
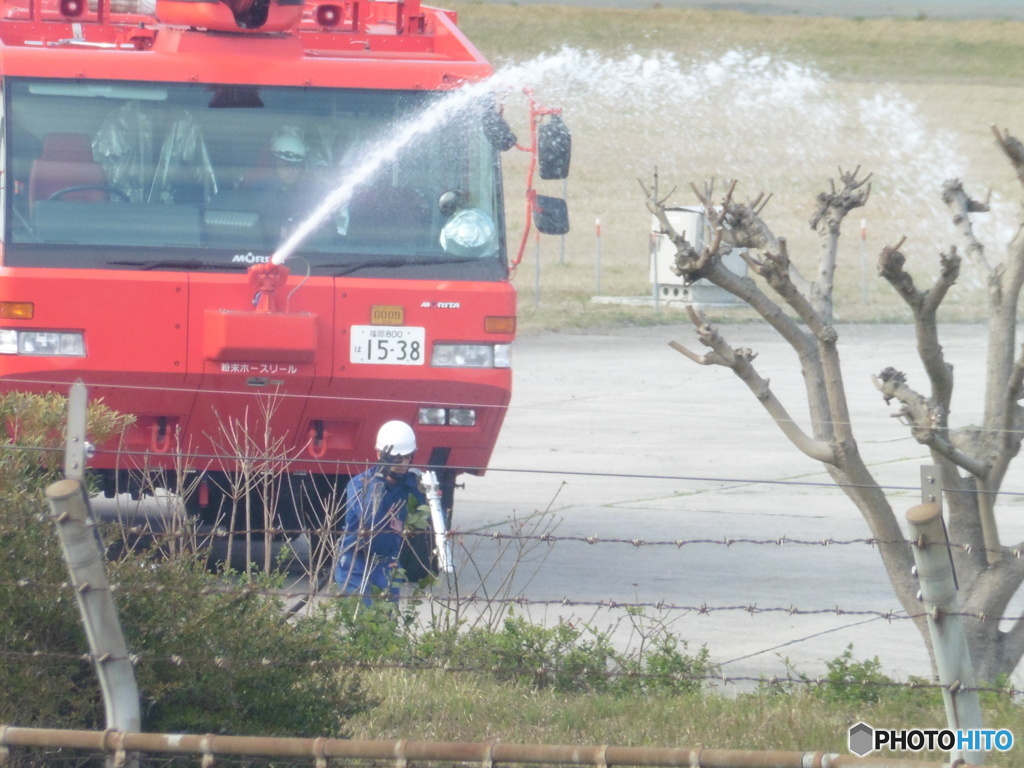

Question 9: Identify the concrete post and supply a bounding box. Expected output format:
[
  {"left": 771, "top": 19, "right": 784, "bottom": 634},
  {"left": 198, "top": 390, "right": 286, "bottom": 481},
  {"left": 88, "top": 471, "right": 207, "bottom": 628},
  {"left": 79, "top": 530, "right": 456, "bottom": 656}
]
[
  {"left": 905, "top": 502, "right": 984, "bottom": 765},
  {"left": 63, "top": 381, "right": 89, "bottom": 481},
  {"left": 46, "top": 478, "right": 141, "bottom": 764}
]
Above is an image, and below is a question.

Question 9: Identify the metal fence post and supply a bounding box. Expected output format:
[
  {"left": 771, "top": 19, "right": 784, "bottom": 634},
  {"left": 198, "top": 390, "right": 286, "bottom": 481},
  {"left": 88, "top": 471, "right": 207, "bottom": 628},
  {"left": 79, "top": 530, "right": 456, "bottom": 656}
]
[{"left": 905, "top": 501, "right": 984, "bottom": 765}]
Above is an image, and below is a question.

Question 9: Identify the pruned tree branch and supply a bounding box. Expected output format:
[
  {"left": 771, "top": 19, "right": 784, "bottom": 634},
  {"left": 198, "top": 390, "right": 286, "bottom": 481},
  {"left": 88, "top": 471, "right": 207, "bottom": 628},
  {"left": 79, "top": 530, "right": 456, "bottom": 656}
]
[
  {"left": 642, "top": 174, "right": 816, "bottom": 353},
  {"left": 693, "top": 179, "right": 784, "bottom": 255},
  {"left": 809, "top": 167, "right": 872, "bottom": 321},
  {"left": 941, "top": 178, "right": 990, "bottom": 275},
  {"left": 988, "top": 344, "right": 1024, "bottom": 491},
  {"left": 993, "top": 124, "right": 1024, "bottom": 189},
  {"left": 671, "top": 307, "right": 836, "bottom": 465},
  {"left": 877, "top": 239, "right": 959, "bottom": 411},
  {"left": 873, "top": 367, "right": 988, "bottom": 477},
  {"left": 809, "top": 166, "right": 872, "bottom": 233},
  {"left": 651, "top": 128, "right": 1024, "bottom": 678},
  {"left": 742, "top": 237, "right": 828, "bottom": 339}
]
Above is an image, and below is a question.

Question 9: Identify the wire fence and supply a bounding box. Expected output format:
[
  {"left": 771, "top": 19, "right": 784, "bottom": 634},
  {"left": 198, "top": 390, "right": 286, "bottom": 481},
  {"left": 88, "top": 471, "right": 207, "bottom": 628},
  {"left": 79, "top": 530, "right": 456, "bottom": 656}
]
[
  {"left": 2, "top": 367, "right": 1018, "bottom": 766},
  {"left": 4, "top": 435, "right": 1024, "bottom": 696}
]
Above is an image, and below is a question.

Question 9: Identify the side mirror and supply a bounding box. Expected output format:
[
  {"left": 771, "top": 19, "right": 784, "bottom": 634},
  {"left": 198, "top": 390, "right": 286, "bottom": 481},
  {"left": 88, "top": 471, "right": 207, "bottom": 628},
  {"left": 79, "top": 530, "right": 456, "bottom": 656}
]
[
  {"left": 479, "top": 96, "right": 517, "bottom": 153},
  {"left": 538, "top": 115, "right": 571, "bottom": 180},
  {"left": 535, "top": 195, "right": 569, "bottom": 236}
]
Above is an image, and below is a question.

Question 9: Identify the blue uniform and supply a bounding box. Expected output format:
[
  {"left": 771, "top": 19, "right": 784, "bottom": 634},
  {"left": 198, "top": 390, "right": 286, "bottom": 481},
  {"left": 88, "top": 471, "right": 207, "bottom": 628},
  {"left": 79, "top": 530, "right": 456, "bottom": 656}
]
[{"left": 334, "top": 466, "right": 425, "bottom": 600}]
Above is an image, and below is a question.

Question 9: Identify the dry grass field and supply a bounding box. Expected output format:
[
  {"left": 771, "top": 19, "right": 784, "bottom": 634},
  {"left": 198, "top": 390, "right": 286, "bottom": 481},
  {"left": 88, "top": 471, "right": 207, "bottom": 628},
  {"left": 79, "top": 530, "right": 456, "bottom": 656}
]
[{"left": 447, "top": 4, "right": 1024, "bottom": 330}]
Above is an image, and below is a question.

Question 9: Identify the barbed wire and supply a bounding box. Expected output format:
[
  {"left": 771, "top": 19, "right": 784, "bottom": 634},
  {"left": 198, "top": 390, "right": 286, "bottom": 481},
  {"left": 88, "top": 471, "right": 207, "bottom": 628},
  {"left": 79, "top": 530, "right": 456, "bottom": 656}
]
[
  {"left": 74, "top": 518, "right": 1024, "bottom": 566},
  {"left": 0, "top": 578, "right": 914, "bottom": 617},
  {"left": 106, "top": 527, "right": 900, "bottom": 548},
  {"left": 8, "top": 575, "right": 1024, "bottom": 626},
  {"left": 4, "top": 440, "right": 1024, "bottom": 500},
  {"left": 0, "top": 646, "right": 1016, "bottom": 697},
  {"left": 0, "top": 373, "right": 946, "bottom": 425},
  {"left": 1, "top": 373, "right": 1015, "bottom": 442},
  {"left": 5, "top": 386, "right": 1023, "bottom": 706}
]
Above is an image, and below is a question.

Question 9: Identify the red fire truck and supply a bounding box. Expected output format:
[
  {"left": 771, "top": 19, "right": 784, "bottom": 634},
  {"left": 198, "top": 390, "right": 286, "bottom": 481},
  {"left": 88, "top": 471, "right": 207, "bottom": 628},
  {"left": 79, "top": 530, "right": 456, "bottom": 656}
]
[{"left": 0, "top": 0, "right": 569, "bottom": 564}]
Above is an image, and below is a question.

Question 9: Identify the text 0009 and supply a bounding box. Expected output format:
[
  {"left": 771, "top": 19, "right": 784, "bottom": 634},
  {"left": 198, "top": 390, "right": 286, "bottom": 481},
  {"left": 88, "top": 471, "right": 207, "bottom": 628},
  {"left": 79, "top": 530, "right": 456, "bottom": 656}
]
[{"left": 350, "top": 325, "right": 426, "bottom": 365}]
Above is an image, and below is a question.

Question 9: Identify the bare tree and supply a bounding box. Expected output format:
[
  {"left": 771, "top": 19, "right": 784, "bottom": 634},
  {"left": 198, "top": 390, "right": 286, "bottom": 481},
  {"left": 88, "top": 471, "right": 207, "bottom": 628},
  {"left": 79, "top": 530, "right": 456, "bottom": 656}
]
[{"left": 643, "top": 126, "right": 1024, "bottom": 683}]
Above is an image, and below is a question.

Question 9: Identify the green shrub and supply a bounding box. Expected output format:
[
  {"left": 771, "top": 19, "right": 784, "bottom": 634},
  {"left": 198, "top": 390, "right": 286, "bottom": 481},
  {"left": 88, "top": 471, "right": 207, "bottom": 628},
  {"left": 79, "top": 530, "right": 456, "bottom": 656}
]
[
  {"left": 113, "top": 557, "right": 371, "bottom": 736},
  {"left": 452, "top": 615, "right": 619, "bottom": 693},
  {"left": 408, "top": 612, "right": 716, "bottom": 696},
  {"left": 763, "top": 644, "right": 944, "bottom": 709},
  {"left": 615, "top": 633, "right": 716, "bottom": 697},
  {"left": 0, "top": 391, "right": 373, "bottom": 736},
  {"left": 0, "top": 392, "right": 130, "bottom": 728},
  {"left": 325, "top": 594, "right": 418, "bottom": 664},
  {"left": 816, "top": 644, "right": 892, "bottom": 705}
]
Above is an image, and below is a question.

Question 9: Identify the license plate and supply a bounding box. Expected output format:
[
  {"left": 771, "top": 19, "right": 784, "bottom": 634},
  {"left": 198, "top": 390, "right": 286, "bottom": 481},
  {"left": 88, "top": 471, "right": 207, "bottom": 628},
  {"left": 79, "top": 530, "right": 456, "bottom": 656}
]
[{"left": 350, "top": 325, "right": 426, "bottom": 365}]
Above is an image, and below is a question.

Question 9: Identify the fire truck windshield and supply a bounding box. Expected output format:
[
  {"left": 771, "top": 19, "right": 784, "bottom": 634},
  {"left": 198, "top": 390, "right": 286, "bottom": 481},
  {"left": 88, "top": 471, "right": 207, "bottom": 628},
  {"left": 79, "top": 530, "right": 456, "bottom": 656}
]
[{"left": 4, "top": 78, "right": 507, "bottom": 280}]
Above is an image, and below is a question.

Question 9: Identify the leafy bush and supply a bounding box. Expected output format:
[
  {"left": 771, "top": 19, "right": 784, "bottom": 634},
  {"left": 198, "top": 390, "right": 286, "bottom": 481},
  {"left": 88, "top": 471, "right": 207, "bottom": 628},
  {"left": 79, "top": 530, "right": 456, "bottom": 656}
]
[
  {"left": 762, "top": 644, "right": 944, "bottom": 709},
  {"left": 0, "top": 391, "right": 372, "bottom": 736},
  {"left": 113, "top": 558, "right": 371, "bottom": 736},
  {"left": 816, "top": 644, "right": 892, "bottom": 705},
  {"left": 0, "top": 392, "right": 131, "bottom": 728},
  {"left": 332, "top": 601, "right": 717, "bottom": 697},
  {"left": 614, "top": 633, "right": 716, "bottom": 697},
  {"left": 451, "top": 615, "right": 620, "bottom": 693}
]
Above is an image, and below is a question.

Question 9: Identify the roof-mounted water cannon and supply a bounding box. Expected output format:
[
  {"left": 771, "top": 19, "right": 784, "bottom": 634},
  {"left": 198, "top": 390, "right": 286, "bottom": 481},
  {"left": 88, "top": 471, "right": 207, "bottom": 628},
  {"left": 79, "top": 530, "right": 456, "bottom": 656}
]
[
  {"left": 509, "top": 89, "right": 571, "bottom": 270},
  {"left": 156, "top": 0, "right": 426, "bottom": 34},
  {"left": 155, "top": 0, "right": 304, "bottom": 32}
]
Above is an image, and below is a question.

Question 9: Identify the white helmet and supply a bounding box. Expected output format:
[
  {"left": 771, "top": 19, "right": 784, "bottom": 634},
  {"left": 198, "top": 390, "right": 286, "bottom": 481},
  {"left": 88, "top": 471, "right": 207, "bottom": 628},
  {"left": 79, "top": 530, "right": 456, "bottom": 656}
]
[
  {"left": 271, "top": 131, "right": 307, "bottom": 163},
  {"left": 375, "top": 420, "right": 417, "bottom": 456}
]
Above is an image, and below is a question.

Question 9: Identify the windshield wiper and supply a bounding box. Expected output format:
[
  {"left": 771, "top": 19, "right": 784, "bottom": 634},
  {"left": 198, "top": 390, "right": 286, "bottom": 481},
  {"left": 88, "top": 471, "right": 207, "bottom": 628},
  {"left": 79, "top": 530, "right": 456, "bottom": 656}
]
[
  {"left": 107, "top": 258, "right": 248, "bottom": 271},
  {"left": 328, "top": 256, "right": 490, "bottom": 277}
]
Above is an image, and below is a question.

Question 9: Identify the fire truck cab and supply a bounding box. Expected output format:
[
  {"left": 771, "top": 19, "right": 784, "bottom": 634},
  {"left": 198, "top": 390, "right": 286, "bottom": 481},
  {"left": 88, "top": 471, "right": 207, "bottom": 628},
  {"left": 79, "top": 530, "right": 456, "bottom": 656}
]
[{"left": 0, "top": 0, "right": 570, "bottom": 574}]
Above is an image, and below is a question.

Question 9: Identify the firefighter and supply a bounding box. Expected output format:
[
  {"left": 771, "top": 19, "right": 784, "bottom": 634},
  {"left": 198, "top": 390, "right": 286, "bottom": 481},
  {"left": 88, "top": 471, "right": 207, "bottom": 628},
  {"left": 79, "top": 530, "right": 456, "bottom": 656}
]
[
  {"left": 250, "top": 127, "right": 323, "bottom": 241},
  {"left": 334, "top": 420, "right": 426, "bottom": 601}
]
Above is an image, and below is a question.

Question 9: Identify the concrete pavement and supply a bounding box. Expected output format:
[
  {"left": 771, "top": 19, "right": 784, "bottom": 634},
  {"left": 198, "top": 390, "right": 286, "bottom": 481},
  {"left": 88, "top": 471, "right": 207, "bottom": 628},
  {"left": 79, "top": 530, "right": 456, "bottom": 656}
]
[
  {"left": 91, "top": 321, "right": 1021, "bottom": 686},
  {"left": 451, "top": 322, "right": 1023, "bottom": 686}
]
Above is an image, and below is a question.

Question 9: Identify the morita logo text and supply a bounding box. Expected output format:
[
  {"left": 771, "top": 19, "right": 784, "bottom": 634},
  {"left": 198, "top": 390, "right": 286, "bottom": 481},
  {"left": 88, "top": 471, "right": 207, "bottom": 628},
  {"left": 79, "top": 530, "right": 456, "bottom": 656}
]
[{"left": 848, "top": 722, "right": 1013, "bottom": 757}]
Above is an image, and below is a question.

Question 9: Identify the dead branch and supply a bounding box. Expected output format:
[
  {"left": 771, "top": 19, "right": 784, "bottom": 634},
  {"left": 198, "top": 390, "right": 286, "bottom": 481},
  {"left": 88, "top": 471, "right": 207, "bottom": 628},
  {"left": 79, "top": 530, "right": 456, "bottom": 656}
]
[{"left": 689, "top": 178, "right": 715, "bottom": 208}]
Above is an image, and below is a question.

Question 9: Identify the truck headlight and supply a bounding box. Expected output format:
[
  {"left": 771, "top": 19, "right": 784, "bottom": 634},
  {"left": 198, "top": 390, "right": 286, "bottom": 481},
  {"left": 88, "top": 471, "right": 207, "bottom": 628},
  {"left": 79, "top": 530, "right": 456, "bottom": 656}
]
[
  {"left": 0, "top": 330, "right": 85, "bottom": 357},
  {"left": 432, "top": 343, "right": 511, "bottom": 369},
  {"left": 418, "top": 407, "right": 447, "bottom": 426},
  {"left": 417, "top": 407, "right": 476, "bottom": 427}
]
